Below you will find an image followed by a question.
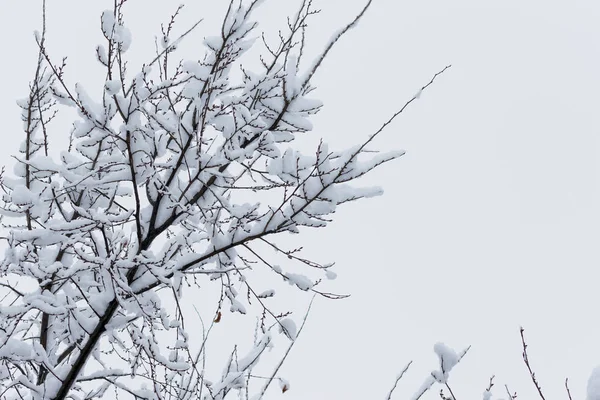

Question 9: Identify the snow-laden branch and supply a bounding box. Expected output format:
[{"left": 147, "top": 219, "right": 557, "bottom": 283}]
[{"left": 0, "top": 1, "right": 451, "bottom": 399}]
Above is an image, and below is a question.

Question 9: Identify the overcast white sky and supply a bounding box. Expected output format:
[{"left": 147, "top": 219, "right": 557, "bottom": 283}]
[{"left": 1, "top": 0, "right": 600, "bottom": 399}]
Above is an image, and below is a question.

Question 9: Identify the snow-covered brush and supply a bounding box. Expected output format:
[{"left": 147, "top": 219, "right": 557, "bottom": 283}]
[
  {"left": 0, "top": 0, "right": 451, "bottom": 399},
  {"left": 384, "top": 343, "right": 470, "bottom": 400}
]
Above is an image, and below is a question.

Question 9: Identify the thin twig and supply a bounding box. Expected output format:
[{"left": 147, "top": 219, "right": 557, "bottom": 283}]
[
  {"left": 565, "top": 378, "right": 573, "bottom": 400},
  {"left": 505, "top": 384, "right": 517, "bottom": 400},
  {"left": 445, "top": 382, "right": 458, "bottom": 400},
  {"left": 301, "top": 0, "right": 373, "bottom": 89},
  {"left": 386, "top": 361, "right": 413, "bottom": 400},
  {"left": 256, "top": 296, "right": 316, "bottom": 399},
  {"left": 520, "top": 327, "right": 546, "bottom": 400},
  {"left": 146, "top": 19, "right": 203, "bottom": 68}
]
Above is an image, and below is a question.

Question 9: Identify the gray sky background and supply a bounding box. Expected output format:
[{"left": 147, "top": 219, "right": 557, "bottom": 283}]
[{"left": 1, "top": 0, "right": 600, "bottom": 399}]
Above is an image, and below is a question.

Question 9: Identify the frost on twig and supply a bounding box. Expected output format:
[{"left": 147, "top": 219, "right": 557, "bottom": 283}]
[{"left": 385, "top": 360, "right": 413, "bottom": 400}]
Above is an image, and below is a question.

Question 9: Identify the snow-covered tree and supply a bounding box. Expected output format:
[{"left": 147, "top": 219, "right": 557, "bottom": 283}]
[{"left": 0, "top": 1, "right": 451, "bottom": 399}]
